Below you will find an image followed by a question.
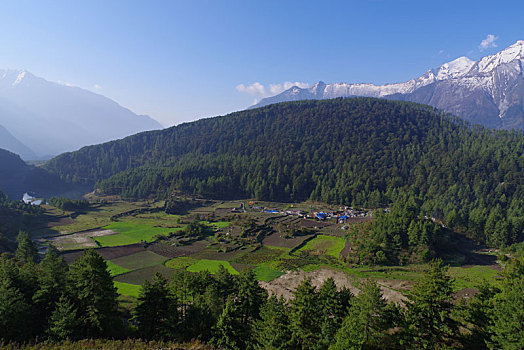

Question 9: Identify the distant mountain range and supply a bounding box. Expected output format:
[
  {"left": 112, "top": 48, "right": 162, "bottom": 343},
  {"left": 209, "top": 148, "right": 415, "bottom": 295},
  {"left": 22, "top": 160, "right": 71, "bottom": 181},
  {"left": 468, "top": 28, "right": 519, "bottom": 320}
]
[
  {"left": 253, "top": 41, "right": 524, "bottom": 129},
  {"left": 0, "top": 69, "right": 162, "bottom": 158}
]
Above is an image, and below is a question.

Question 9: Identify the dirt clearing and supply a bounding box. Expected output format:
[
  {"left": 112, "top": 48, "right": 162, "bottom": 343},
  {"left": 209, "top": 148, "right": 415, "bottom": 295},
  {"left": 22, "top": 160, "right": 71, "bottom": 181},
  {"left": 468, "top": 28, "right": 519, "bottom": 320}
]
[
  {"left": 259, "top": 268, "right": 408, "bottom": 304},
  {"left": 47, "top": 229, "right": 117, "bottom": 250}
]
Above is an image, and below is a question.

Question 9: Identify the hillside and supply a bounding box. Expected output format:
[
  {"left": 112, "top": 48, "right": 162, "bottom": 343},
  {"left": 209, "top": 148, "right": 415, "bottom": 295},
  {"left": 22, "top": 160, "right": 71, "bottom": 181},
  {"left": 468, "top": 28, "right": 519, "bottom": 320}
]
[
  {"left": 0, "top": 69, "right": 162, "bottom": 156},
  {"left": 0, "top": 148, "right": 86, "bottom": 200},
  {"left": 44, "top": 98, "right": 524, "bottom": 247},
  {"left": 254, "top": 41, "right": 524, "bottom": 130},
  {"left": 0, "top": 148, "right": 33, "bottom": 199}
]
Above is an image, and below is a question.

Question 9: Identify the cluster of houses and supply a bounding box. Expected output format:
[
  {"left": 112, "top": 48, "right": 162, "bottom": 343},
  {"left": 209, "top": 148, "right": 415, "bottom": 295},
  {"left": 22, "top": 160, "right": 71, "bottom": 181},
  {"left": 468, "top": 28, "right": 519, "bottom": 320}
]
[
  {"left": 255, "top": 204, "right": 371, "bottom": 222},
  {"left": 312, "top": 207, "right": 370, "bottom": 223}
]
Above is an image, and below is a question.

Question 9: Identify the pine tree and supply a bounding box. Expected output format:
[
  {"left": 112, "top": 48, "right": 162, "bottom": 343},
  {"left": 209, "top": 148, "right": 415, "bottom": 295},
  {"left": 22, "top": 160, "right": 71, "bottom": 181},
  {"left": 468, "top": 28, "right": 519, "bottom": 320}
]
[
  {"left": 0, "top": 278, "right": 31, "bottom": 342},
  {"left": 33, "top": 247, "right": 67, "bottom": 333},
  {"left": 236, "top": 269, "right": 268, "bottom": 324},
  {"left": 67, "top": 249, "right": 121, "bottom": 338},
  {"left": 289, "top": 278, "right": 321, "bottom": 349},
  {"left": 488, "top": 257, "right": 524, "bottom": 349},
  {"left": 15, "top": 230, "right": 39, "bottom": 264},
  {"left": 46, "top": 294, "right": 79, "bottom": 341},
  {"left": 134, "top": 273, "right": 176, "bottom": 340},
  {"left": 330, "top": 280, "right": 389, "bottom": 350},
  {"left": 211, "top": 297, "right": 244, "bottom": 350},
  {"left": 461, "top": 279, "right": 499, "bottom": 348},
  {"left": 316, "top": 278, "right": 349, "bottom": 349},
  {"left": 404, "top": 259, "right": 457, "bottom": 348},
  {"left": 252, "top": 295, "right": 291, "bottom": 350}
]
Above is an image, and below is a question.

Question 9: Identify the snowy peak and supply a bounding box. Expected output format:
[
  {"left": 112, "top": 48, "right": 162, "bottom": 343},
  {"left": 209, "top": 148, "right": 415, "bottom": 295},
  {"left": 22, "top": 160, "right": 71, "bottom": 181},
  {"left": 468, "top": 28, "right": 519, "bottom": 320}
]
[
  {"left": 0, "top": 69, "right": 28, "bottom": 89},
  {"left": 252, "top": 40, "right": 524, "bottom": 130},
  {"left": 435, "top": 56, "right": 475, "bottom": 80},
  {"left": 475, "top": 40, "right": 524, "bottom": 73}
]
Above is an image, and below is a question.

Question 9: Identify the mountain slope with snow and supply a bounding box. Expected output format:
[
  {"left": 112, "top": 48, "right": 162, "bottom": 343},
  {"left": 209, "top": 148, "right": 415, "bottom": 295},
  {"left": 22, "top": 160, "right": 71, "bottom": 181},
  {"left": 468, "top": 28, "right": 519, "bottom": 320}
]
[
  {"left": 253, "top": 41, "right": 524, "bottom": 129},
  {"left": 0, "top": 70, "right": 163, "bottom": 156}
]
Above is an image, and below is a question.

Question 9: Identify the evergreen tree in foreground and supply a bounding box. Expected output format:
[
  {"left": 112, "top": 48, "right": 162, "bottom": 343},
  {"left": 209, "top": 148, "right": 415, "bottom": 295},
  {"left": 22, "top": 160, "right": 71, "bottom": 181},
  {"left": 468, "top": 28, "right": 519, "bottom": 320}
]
[
  {"left": 289, "top": 278, "right": 321, "bottom": 349},
  {"left": 488, "top": 257, "right": 524, "bottom": 350},
  {"left": 46, "top": 294, "right": 79, "bottom": 341},
  {"left": 403, "top": 259, "right": 458, "bottom": 349},
  {"left": 134, "top": 272, "right": 177, "bottom": 340},
  {"left": 66, "top": 249, "right": 121, "bottom": 338},
  {"left": 33, "top": 247, "right": 68, "bottom": 335},
  {"left": 211, "top": 297, "right": 245, "bottom": 350},
  {"left": 15, "top": 230, "right": 39, "bottom": 264},
  {"left": 252, "top": 295, "right": 291, "bottom": 350},
  {"left": 331, "top": 280, "right": 391, "bottom": 350},
  {"left": 0, "top": 278, "right": 31, "bottom": 342}
]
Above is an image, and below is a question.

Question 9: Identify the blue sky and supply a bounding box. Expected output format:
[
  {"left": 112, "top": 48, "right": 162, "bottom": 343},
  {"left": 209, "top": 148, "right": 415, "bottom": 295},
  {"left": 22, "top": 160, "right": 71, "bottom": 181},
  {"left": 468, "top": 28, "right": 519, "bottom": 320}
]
[{"left": 0, "top": 0, "right": 522, "bottom": 126}]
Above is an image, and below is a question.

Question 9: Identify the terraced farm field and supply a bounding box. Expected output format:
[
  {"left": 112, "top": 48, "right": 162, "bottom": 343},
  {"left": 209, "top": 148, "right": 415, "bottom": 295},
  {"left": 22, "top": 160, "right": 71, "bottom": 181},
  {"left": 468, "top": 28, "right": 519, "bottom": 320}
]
[
  {"left": 298, "top": 235, "right": 346, "bottom": 257},
  {"left": 186, "top": 259, "right": 239, "bottom": 274},
  {"left": 94, "top": 222, "right": 182, "bottom": 247}
]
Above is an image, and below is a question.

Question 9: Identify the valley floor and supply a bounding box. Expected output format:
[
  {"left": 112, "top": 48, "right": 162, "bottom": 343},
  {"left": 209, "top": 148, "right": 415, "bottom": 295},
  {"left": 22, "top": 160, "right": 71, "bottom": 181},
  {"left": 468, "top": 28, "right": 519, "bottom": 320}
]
[{"left": 30, "top": 197, "right": 501, "bottom": 302}]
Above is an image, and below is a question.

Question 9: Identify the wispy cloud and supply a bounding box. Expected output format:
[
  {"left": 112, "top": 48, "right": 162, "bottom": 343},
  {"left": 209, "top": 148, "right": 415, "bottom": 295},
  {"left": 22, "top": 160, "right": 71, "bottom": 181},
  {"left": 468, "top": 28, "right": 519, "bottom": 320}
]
[
  {"left": 236, "top": 81, "right": 310, "bottom": 102},
  {"left": 479, "top": 34, "right": 499, "bottom": 51}
]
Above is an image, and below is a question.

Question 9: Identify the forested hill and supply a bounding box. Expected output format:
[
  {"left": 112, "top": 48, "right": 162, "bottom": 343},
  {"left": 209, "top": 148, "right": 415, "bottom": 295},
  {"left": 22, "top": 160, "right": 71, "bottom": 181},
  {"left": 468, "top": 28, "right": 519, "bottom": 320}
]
[
  {"left": 44, "top": 98, "right": 524, "bottom": 246},
  {"left": 0, "top": 148, "right": 85, "bottom": 200},
  {"left": 0, "top": 148, "right": 33, "bottom": 199}
]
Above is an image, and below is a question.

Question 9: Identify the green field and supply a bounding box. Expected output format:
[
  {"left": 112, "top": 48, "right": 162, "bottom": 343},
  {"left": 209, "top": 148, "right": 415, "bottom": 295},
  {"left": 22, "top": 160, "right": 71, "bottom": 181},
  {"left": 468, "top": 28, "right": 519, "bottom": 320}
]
[
  {"left": 186, "top": 259, "right": 239, "bottom": 275},
  {"left": 114, "top": 265, "right": 174, "bottom": 285},
  {"left": 449, "top": 265, "right": 500, "bottom": 289},
  {"left": 94, "top": 222, "right": 182, "bottom": 247},
  {"left": 208, "top": 221, "right": 232, "bottom": 228},
  {"left": 347, "top": 265, "right": 424, "bottom": 281},
  {"left": 111, "top": 251, "right": 167, "bottom": 270},
  {"left": 114, "top": 281, "right": 141, "bottom": 298},
  {"left": 106, "top": 260, "right": 131, "bottom": 277},
  {"left": 165, "top": 256, "right": 199, "bottom": 269},
  {"left": 236, "top": 246, "right": 283, "bottom": 265},
  {"left": 298, "top": 235, "right": 346, "bottom": 257},
  {"left": 35, "top": 201, "right": 160, "bottom": 236},
  {"left": 253, "top": 265, "right": 285, "bottom": 282}
]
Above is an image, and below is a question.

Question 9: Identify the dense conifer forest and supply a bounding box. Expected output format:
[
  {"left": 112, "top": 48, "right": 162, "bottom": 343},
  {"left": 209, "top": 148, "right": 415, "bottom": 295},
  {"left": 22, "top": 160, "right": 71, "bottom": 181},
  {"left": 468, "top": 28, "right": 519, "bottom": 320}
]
[{"left": 43, "top": 98, "right": 524, "bottom": 247}]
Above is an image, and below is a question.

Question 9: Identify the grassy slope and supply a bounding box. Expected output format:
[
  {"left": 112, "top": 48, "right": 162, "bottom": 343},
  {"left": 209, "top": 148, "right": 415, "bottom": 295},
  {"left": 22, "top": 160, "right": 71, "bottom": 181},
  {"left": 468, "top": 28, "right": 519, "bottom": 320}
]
[
  {"left": 94, "top": 222, "right": 182, "bottom": 247},
  {"left": 186, "top": 259, "right": 239, "bottom": 275},
  {"left": 298, "top": 234, "right": 346, "bottom": 257},
  {"left": 111, "top": 251, "right": 167, "bottom": 270}
]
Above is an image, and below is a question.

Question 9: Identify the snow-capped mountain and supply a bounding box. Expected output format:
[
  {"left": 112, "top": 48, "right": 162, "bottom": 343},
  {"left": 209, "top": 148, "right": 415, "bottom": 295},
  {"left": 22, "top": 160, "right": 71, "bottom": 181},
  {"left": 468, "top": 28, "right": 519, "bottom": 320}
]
[
  {"left": 253, "top": 41, "right": 524, "bottom": 129},
  {"left": 0, "top": 69, "right": 163, "bottom": 156}
]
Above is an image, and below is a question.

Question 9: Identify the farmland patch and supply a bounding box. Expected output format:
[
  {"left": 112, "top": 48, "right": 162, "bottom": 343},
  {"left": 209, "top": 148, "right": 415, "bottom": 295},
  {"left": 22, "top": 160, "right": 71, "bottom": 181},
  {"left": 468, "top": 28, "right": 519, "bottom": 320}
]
[
  {"left": 106, "top": 260, "right": 130, "bottom": 277},
  {"left": 262, "top": 232, "right": 316, "bottom": 249},
  {"left": 94, "top": 222, "right": 181, "bottom": 247},
  {"left": 114, "top": 265, "right": 174, "bottom": 285},
  {"left": 165, "top": 257, "right": 199, "bottom": 270},
  {"left": 111, "top": 251, "right": 167, "bottom": 270},
  {"left": 236, "top": 246, "right": 283, "bottom": 265},
  {"left": 186, "top": 259, "right": 239, "bottom": 275},
  {"left": 148, "top": 240, "right": 208, "bottom": 258},
  {"left": 254, "top": 266, "right": 285, "bottom": 282},
  {"left": 298, "top": 235, "right": 346, "bottom": 257},
  {"left": 114, "top": 281, "right": 141, "bottom": 298}
]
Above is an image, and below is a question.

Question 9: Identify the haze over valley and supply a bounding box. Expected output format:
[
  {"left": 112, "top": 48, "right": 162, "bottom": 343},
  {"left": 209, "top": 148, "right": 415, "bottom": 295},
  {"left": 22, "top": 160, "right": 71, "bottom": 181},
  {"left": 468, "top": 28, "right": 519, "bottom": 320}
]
[{"left": 0, "top": 69, "right": 161, "bottom": 159}]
